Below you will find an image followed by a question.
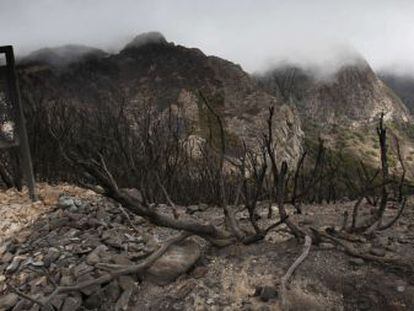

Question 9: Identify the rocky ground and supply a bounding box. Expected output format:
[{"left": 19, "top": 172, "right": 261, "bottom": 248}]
[{"left": 0, "top": 185, "right": 413, "bottom": 310}]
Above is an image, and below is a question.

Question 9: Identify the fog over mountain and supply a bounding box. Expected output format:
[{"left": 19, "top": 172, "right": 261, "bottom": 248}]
[{"left": 1, "top": 0, "right": 414, "bottom": 74}]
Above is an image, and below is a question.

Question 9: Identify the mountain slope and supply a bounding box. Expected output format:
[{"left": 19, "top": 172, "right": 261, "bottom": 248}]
[
  {"left": 18, "top": 32, "right": 303, "bottom": 163},
  {"left": 258, "top": 58, "right": 411, "bottom": 128},
  {"left": 257, "top": 58, "right": 414, "bottom": 178},
  {"left": 21, "top": 44, "right": 108, "bottom": 67}
]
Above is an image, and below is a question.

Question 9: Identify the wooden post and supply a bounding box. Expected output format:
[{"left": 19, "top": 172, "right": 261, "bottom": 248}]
[{"left": 0, "top": 45, "right": 37, "bottom": 201}]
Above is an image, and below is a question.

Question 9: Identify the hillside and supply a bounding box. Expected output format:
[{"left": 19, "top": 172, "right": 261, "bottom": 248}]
[
  {"left": 20, "top": 44, "right": 108, "bottom": 67},
  {"left": 257, "top": 59, "right": 414, "bottom": 178},
  {"left": 18, "top": 32, "right": 303, "bottom": 164},
  {"left": 1, "top": 33, "right": 414, "bottom": 311},
  {"left": 258, "top": 58, "right": 411, "bottom": 127}
]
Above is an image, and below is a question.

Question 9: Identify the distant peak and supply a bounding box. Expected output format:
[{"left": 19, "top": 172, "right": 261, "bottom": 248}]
[
  {"left": 21, "top": 44, "right": 107, "bottom": 67},
  {"left": 122, "top": 31, "right": 169, "bottom": 51}
]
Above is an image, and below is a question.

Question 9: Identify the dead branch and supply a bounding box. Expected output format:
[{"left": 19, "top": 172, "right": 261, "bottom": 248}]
[
  {"left": 350, "top": 197, "right": 363, "bottom": 230},
  {"left": 281, "top": 235, "right": 312, "bottom": 310},
  {"left": 377, "top": 197, "right": 407, "bottom": 231},
  {"left": 264, "top": 106, "right": 305, "bottom": 239},
  {"left": 199, "top": 91, "right": 245, "bottom": 240},
  {"left": 376, "top": 113, "right": 389, "bottom": 226},
  {"left": 291, "top": 150, "right": 307, "bottom": 214},
  {"left": 394, "top": 136, "right": 406, "bottom": 202},
  {"left": 241, "top": 146, "right": 268, "bottom": 234},
  {"left": 9, "top": 285, "right": 46, "bottom": 309},
  {"left": 341, "top": 210, "right": 349, "bottom": 231},
  {"left": 17, "top": 232, "right": 191, "bottom": 309},
  {"left": 242, "top": 215, "right": 289, "bottom": 245},
  {"left": 117, "top": 203, "right": 144, "bottom": 233},
  {"left": 74, "top": 154, "right": 231, "bottom": 240},
  {"left": 346, "top": 114, "right": 406, "bottom": 234},
  {"left": 156, "top": 173, "right": 180, "bottom": 219}
]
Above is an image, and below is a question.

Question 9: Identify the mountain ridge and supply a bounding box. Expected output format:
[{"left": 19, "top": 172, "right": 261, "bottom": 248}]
[
  {"left": 18, "top": 33, "right": 304, "bottom": 165},
  {"left": 257, "top": 59, "right": 411, "bottom": 127}
]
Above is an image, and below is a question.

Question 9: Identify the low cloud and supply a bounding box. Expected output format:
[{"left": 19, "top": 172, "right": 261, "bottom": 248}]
[{"left": 1, "top": 0, "right": 414, "bottom": 74}]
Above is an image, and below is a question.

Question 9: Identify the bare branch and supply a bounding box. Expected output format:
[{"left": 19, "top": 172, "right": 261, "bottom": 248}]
[{"left": 281, "top": 235, "right": 312, "bottom": 309}]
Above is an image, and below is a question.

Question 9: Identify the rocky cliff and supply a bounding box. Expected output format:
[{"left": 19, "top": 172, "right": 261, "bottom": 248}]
[
  {"left": 257, "top": 57, "right": 414, "bottom": 175},
  {"left": 258, "top": 58, "right": 411, "bottom": 128}
]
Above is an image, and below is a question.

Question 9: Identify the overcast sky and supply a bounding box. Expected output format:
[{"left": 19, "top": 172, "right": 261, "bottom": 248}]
[{"left": 1, "top": 0, "right": 414, "bottom": 74}]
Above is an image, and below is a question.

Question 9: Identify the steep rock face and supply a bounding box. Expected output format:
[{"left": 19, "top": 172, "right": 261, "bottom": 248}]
[
  {"left": 257, "top": 58, "right": 414, "bottom": 176},
  {"left": 18, "top": 33, "right": 303, "bottom": 163},
  {"left": 258, "top": 58, "right": 411, "bottom": 128}
]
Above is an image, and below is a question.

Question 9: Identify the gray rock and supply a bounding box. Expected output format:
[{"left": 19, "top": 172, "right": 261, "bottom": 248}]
[
  {"left": 319, "top": 242, "right": 335, "bottom": 250},
  {"left": 1, "top": 252, "right": 13, "bottom": 264},
  {"left": 84, "top": 291, "right": 104, "bottom": 309},
  {"left": 127, "top": 243, "right": 145, "bottom": 252},
  {"left": 31, "top": 261, "right": 45, "bottom": 268},
  {"left": 102, "top": 230, "right": 126, "bottom": 249},
  {"left": 28, "top": 304, "right": 40, "bottom": 311},
  {"left": 370, "top": 248, "right": 386, "bottom": 257},
  {"left": 73, "top": 262, "right": 94, "bottom": 278},
  {"left": 301, "top": 217, "right": 313, "bottom": 225},
  {"left": 49, "top": 217, "right": 72, "bottom": 230},
  {"left": 397, "top": 285, "right": 405, "bottom": 292},
  {"left": 77, "top": 273, "right": 100, "bottom": 296},
  {"left": 186, "top": 205, "right": 200, "bottom": 214},
  {"left": 104, "top": 280, "right": 122, "bottom": 302},
  {"left": 61, "top": 295, "right": 82, "bottom": 311},
  {"left": 144, "top": 239, "right": 201, "bottom": 284},
  {"left": 0, "top": 293, "right": 18, "bottom": 310},
  {"left": 349, "top": 258, "right": 365, "bottom": 266},
  {"left": 120, "top": 188, "right": 143, "bottom": 203},
  {"left": 127, "top": 250, "right": 151, "bottom": 261},
  {"left": 60, "top": 273, "right": 75, "bottom": 286},
  {"left": 259, "top": 286, "right": 279, "bottom": 302},
  {"left": 254, "top": 286, "right": 279, "bottom": 302},
  {"left": 58, "top": 196, "right": 78, "bottom": 212},
  {"left": 50, "top": 294, "right": 67, "bottom": 310},
  {"left": 11, "top": 298, "right": 33, "bottom": 311},
  {"left": 111, "top": 254, "right": 133, "bottom": 266},
  {"left": 6, "top": 256, "right": 25, "bottom": 274},
  {"left": 118, "top": 275, "right": 136, "bottom": 291},
  {"left": 397, "top": 237, "right": 410, "bottom": 244},
  {"left": 86, "top": 245, "right": 108, "bottom": 265},
  {"left": 115, "top": 288, "right": 133, "bottom": 311},
  {"left": 80, "top": 233, "right": 103, "bottom": 249}
]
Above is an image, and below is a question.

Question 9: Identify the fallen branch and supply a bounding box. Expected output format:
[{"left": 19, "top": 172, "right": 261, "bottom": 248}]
[
  {"left": 73, "top": 155, "right": 230, "bottom": 240},
  {"left": 242, "top": 215, "right": 289, "bottom": 245},
  {"left": 377, "top": 197, "right": 407, "bottom": 231},
  {"left": 117, "top": 203, "right": 144, "bottom": 233},
  {"left": 281, "top": 235, "right": 312, "bottom": 310},
  {"left": 12, "top": 232, "right": 191, "bottom": 309}
]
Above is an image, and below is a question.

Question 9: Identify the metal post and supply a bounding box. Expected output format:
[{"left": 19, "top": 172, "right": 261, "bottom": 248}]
[{"left": 1, "top": 45, "right": 37, "bottom": 201}]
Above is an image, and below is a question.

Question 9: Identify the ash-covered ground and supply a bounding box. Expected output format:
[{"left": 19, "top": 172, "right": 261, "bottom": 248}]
[{"left": 0, "top": 185, "right": 413, "bottom": 310}]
